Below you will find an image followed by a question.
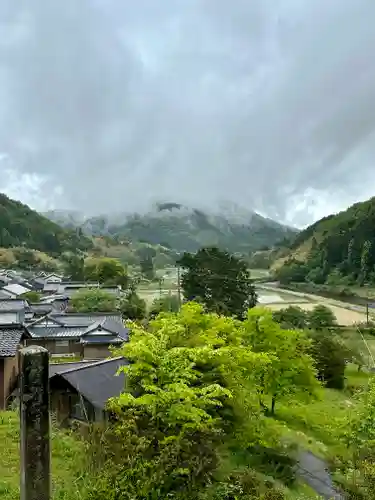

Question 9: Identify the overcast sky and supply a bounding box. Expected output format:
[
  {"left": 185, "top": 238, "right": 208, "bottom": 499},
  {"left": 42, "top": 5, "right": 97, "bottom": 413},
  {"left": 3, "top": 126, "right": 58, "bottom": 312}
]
[{"left": 1, "top": 1, "right": 375, "bottom": 227}]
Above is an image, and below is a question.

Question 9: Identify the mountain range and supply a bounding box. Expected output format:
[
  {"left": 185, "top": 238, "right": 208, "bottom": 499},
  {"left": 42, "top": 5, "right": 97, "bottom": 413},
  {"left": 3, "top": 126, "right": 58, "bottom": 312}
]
[{"left": 45, "top": 202, "right": 297, "bottom": 255}]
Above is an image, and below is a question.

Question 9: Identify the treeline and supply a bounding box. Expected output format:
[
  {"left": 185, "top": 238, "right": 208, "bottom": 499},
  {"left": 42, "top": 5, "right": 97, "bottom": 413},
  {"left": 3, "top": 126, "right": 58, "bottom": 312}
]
[
  {"left": 0, "top": 193, "right": 92, "bottom": 256},
  {"left": 276, "top": 196, "right": 375, "bottom": 286}
]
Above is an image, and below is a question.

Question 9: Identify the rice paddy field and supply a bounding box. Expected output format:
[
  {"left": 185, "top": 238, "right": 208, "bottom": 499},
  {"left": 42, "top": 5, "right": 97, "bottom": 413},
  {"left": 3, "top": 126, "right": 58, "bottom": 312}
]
[{"left": 257, "top": 284, "right": 373, "bottom": 326}]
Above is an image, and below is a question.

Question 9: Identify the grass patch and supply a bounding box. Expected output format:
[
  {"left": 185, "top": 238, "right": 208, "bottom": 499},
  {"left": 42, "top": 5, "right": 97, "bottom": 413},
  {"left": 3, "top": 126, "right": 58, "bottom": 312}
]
[
  {"left": 272, "top": 366, "right": 371, "bottom": 461},
  {"left": 0, "top": 411, "right": 92, "bottom": 500}
]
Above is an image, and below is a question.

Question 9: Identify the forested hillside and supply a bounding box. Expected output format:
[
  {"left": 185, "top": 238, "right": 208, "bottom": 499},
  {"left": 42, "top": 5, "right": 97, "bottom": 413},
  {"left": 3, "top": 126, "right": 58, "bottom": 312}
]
[
  {"left": 46, "top": 203, "right": 296, "bottom": 255},
  {"left": 275, "top": 196, "right": 375, "bottom": 285},
  {"left": 0, "top": 194, "right": 93, "bottom": 255}
]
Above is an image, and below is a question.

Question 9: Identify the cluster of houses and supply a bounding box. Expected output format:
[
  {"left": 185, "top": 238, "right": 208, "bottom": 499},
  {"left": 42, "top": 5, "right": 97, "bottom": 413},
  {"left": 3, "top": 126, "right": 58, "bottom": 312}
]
[{"left": 0, "top": 270, "right": 129, "bottom": 424}]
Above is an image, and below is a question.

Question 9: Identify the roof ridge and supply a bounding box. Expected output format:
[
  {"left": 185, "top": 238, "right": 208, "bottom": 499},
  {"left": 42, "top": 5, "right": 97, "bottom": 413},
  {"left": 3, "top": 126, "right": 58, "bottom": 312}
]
[{"left": 52, "top": 356, "right": 124, "bottom": 375}]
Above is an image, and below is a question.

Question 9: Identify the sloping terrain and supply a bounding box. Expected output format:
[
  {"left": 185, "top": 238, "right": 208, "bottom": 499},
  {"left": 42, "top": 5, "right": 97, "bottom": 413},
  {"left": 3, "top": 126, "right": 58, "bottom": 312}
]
[
  {"left": 0, "top": 194, "right": 92, "bottom": 255},
  {"left": 273, "top": 196, "right": 375, "bottom": 285},
  {"left": 47, "top": 203, "right": 296, "bottom": 255}
]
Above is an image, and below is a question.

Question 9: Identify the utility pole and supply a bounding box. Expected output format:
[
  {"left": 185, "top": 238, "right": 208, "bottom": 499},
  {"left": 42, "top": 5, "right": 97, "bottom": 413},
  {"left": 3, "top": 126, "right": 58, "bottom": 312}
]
[
  {"left": 177, "top": 264, "right": 182, "bottom": 310},
  {"left": 158, "top": 278, "right": 163, "bottom": 299},
  {"left": 366, "top": 302, "right": 369, "bottom": 327}
]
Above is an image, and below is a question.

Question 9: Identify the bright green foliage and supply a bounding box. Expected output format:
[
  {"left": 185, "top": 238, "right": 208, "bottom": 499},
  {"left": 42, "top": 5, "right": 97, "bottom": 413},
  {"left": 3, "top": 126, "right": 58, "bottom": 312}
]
[
  {"left": 70, "top": 288, "right": 117, "bottom": 312},
  {"left": 308, "top": 305, "right": 336, "bottom": 330},
  {"left": 119, "top": 291, "right": 146, "bottom": 320},
  {"left": 179, "top": 247, "right": 257, "bottom": 318},
  {"left": 84, "top": 257, "right": 128, "bottom": 287},
  {"left": 85, "top": 303, "right": 320, "bottom": 499},
  {"left": 344, "top": 379, "right": 375, "bottom": 498},
  {"left": 243, "top": 308, "right": 320, "bottom": 414}
]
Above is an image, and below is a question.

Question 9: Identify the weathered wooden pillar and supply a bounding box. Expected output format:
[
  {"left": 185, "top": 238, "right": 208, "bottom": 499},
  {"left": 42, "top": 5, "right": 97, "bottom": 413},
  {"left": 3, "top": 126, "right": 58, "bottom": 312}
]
[{"left": 19, "top": 345, "right": 50, "bottom": 500}]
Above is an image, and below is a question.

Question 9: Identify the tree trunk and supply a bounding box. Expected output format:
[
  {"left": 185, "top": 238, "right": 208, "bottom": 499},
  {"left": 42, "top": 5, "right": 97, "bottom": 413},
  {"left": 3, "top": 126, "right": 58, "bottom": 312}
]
[{"left": 271, "top": 395, "right": 276, "bottom": 415}]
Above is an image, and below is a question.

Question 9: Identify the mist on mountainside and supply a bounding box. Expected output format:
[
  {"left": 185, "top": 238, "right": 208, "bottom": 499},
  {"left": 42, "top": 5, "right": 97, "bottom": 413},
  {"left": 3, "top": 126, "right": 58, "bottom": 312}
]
[{"left": 1, "top": 1, "right": 375, "bottom": 226}]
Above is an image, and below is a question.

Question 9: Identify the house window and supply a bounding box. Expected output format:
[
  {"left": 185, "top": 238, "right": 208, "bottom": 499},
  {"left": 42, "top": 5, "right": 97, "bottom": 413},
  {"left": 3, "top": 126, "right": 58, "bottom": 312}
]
[{"left": 55, "top": 340, "right": 69, "bottom": 348}]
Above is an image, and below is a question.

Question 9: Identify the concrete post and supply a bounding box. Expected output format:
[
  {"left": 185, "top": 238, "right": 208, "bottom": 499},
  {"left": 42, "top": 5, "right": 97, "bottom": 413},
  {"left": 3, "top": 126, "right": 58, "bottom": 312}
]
[{"left": 19, "top": 345, "right": 50, "bottom": 500}]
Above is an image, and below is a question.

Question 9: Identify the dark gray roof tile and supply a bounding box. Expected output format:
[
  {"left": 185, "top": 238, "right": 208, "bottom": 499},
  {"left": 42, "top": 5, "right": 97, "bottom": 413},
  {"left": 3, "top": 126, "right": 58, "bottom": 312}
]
[
  {"left": 49, "top": 357, "right": 127, "bottom": 409},
  {"left": 0, "top": 326, "right": 26, "bottom": 357}
]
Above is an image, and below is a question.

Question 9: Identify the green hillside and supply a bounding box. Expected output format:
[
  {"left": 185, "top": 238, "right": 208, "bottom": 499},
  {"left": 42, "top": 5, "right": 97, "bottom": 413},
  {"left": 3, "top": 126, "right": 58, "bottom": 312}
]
[
  {"left": 0, "top": 194, "right": 93, "bottom": 256},
  {"left": 274, "top": 196, "right": 375, "bottom": 286},
  {"left": 47, "top": 204, "right": 296, "bottom": 255}
]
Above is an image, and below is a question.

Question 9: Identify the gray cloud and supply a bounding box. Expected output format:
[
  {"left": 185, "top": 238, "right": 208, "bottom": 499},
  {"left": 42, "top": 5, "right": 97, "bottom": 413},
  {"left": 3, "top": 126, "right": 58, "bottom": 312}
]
[{"left": 1, "top": 0, "right": 375, "bottom": 227}]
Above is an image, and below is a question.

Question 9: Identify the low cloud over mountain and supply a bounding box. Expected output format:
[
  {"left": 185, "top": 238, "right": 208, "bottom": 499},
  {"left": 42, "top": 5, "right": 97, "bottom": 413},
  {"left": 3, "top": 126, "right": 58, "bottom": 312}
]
[{"left": 1, "top": 1, "right": 375, "bottom": 226}]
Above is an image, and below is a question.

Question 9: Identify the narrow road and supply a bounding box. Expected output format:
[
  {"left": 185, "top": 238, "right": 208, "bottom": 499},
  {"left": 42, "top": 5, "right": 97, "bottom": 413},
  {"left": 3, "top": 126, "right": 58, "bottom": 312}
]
[{"left": 296, "top": 450, "right": 344, "bottom": 499}]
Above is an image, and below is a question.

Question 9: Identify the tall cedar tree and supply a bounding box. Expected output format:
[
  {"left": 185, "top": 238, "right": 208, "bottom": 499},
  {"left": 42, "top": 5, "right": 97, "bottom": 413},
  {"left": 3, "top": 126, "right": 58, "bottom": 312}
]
[{"left": 178, "top": 247, "right": 257, "bottom": 318}]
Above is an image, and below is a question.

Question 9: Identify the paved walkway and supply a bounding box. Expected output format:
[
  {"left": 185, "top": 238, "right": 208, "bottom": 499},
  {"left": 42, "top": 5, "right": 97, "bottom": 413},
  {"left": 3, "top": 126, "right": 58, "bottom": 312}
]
[{"left": 296, "top": 450, "right": 344, "bottom": 499}]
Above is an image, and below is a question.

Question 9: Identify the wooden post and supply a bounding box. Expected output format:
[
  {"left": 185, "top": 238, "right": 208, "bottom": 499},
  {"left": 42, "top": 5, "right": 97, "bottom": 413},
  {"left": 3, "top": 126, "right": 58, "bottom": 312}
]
[{"left": 19, "top": 345, "right": 50, "bottom": 500}]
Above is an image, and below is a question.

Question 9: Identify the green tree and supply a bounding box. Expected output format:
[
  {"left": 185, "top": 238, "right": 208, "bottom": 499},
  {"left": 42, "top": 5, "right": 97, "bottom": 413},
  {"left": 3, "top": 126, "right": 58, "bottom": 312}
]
[
  {"left": 272, "top": 306, "right": 307, "bottom": 329},
  {"left": 359, "top": 240, "right": 372, "bottom": 285},
  {"left": 119, "top": 291, "right": 146, "bottom": 320},
  {"left": 274, "top": 259, "right": 309, "bottom": 285},
  {"left": 243, "top": 308, "right": 319, "bottom": 414},
  {"left": 21, "top": 290, "right": 41, "bottom": 303},
  {"left": 309, "top": 330, "right": 346, "bottom": 389},
  {"left": 89, "top": 303, "right": 297, "bottom": 499},
  {"left": 84, "top": 257, "right": 128, "bottom": 287},
  {"left": 62, "top": 253, "right": 85, "bottom": 281},
  {"left": 149, "top": 294, "right": 180, "bottom": 317},
  {"left": 70, "top": 288, "right": 117, "bottom": 312},
  {"left": 179, "top": 247, "right": 257, "bottom": 318},
  {"left": 344, "top": 379, "right": 375, "bottom": 498},
  {"left": 139, "top": 255, "right": 155, "bottom": 280},
  {"left": 308, "top": 305, "right": 337, "bottom": 330}
]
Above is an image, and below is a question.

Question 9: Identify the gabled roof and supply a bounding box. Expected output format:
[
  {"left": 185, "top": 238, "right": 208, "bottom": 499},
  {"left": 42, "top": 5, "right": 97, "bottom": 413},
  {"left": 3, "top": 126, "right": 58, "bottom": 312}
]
[
  {"left": 26, "top": 315, "right": 66, "bottom": 327},
  {"left": 26, "top": 312, "right": 129, "bottom": 343},
  {"left": 0, "top": 326, "right": 29, "bottom": 357},
  {"left": 83, "top": 316, "right": 129, "bottom": 339},
  {"left": 49, "top": 357, "right": 127, "bottom": 409}
]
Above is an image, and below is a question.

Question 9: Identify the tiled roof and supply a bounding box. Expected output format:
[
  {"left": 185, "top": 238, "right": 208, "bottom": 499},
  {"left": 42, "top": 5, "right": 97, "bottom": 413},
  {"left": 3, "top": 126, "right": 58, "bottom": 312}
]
[
  {"left": 84, "top": 317, "right": 129, "bottom": 339},
  {"left": 28, "top": 304, "right": 53, "bottom": 314},
  {"left": 26, "top": 313, "right": 129, "bottom": 342},
  {"left": 0, "top": 299, "right": 26, "bottom": 311},
  {"left": 50, "top": 313, "right": 122, "bottom": 327},
  {"left": 27, "top": 326, "right": 86, "bottom": 339},
  {"left": 49, "top": 357, "right": 127, "bottom": 409},
  {"left": 0, "top": 326, "right": 25, "bottom": 357}
]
